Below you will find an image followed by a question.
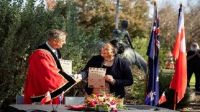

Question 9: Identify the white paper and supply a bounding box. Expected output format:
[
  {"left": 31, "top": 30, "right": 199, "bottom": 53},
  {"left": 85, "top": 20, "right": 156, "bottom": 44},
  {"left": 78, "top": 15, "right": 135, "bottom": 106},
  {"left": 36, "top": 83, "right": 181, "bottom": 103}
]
[
  {"left": 88, "top": 67, "right": 106, "bottom": 93},
  {"left": 59, "top": 59, "right": 72, "bottom": 75}
]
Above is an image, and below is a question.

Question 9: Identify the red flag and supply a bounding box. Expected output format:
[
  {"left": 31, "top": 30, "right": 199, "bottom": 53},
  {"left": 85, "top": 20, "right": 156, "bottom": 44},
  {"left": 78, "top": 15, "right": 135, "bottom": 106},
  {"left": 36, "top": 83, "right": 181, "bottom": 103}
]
[
  {"left": 158, "top": 92, "right": 167, "bottom": 104},
  {"left": 41, "top": 91, "right": 52, "bottom": 104},
  {"left": 169, "top": 4, "right": 187, "bottom": 103}
]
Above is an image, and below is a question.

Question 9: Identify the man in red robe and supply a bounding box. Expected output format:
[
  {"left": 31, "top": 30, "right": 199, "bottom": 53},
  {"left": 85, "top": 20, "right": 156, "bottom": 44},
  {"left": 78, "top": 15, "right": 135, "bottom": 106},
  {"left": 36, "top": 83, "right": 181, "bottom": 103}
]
[{"left": 23, "top": 29, "right": 76, "bottom": 104}]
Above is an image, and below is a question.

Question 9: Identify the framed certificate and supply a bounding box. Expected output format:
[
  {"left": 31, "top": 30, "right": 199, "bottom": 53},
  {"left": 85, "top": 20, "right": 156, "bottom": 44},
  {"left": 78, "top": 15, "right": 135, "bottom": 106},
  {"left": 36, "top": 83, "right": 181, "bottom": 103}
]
[
  {"left": 59, "top": 59, "right": 72, "bottom": 75},
  {"left": 88, "top": 67, "right": 106, "bottom": 93}
]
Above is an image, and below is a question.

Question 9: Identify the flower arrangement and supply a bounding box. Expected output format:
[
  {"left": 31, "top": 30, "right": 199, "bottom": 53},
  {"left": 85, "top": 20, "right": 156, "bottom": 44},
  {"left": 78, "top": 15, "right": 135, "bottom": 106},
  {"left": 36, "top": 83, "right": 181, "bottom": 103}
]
[{"left": 84, "top": 92, "right": 125, "bottom": 112}]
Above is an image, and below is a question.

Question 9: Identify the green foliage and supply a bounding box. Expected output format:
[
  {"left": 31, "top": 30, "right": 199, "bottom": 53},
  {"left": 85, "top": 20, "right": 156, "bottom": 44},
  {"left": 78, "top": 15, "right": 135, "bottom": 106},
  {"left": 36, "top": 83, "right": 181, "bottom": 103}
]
[
  {"left": 130, "top": 72, "right": 146, "bottom": 104},
  {"left": 132, "top": 37, "right": 148, "bottom": 59},
  {"left": 0, "top": 0, "right": 100, "bottom": 107},
  {"left": 61, "top": 1, "right": 100, "bottom": 72},
  {"left": 0, "top": 0, "right": 156, "bottom": 109},
  {"left": 0, "top": 0, "right": 28, "bottom": 106},
  {"left": 123, "top": 38, "right": 148, "bottom": 104}
]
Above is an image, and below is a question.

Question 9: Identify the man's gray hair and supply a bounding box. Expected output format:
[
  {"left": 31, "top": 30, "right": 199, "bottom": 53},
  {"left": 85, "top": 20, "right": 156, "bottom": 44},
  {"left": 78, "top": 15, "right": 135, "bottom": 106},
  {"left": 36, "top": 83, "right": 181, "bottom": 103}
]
[
  {"left": 48, "top": 29, "right": 67, "bottom": 40},
  {"left": 190, "top": 42, "right": 200, "bottom": 51}
]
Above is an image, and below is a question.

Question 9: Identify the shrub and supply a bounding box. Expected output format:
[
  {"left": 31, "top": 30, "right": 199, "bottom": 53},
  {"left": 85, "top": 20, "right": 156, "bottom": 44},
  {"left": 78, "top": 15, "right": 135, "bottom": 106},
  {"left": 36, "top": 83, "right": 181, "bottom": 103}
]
[{"left": 0, "top": 0, "right": 100, "bottom": 108}]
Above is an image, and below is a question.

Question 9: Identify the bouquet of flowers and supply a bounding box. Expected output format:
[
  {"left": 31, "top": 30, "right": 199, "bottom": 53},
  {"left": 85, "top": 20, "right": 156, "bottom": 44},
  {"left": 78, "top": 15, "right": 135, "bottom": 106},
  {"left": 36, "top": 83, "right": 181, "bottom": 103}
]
[{"left": 84, "top": 92, "right": 125, "bottom": 112}]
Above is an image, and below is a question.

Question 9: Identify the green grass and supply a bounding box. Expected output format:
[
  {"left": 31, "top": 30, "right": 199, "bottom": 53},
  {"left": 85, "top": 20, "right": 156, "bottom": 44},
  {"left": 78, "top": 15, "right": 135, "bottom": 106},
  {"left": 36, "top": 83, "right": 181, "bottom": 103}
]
[{"left": 189, "top": 74, "right": 195, "bottom": 88}]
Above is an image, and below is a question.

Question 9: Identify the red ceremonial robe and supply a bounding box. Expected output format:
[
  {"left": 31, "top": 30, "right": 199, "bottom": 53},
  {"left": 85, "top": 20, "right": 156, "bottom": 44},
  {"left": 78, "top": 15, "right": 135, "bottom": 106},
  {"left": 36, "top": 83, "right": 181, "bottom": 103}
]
[{"left": 24, "top": 49, "right": 75, "bottom": 104}]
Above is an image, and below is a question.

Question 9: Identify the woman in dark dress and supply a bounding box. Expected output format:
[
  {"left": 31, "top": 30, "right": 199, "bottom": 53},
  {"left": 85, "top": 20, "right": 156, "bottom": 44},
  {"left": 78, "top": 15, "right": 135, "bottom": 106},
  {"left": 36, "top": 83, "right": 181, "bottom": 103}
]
[{"left": 80, "top": 42, "right": 133, "bottom": 98}]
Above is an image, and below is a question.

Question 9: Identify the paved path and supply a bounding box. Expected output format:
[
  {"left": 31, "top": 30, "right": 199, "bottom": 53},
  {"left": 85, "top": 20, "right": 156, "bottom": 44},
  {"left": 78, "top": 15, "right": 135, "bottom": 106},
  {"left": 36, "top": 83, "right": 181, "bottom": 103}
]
[{"left": 180, "top": 90, "right": 200, "bottom": 112}]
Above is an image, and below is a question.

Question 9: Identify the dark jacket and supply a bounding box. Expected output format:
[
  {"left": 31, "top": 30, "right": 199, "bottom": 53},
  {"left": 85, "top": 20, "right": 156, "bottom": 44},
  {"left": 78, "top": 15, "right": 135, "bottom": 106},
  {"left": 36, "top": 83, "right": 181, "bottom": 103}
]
[
  {"left": 187, "top": 50, "right": 200, "bottom": 68},
  {"left": 80, "top": 55, "right": 133, "bottom": 98}
]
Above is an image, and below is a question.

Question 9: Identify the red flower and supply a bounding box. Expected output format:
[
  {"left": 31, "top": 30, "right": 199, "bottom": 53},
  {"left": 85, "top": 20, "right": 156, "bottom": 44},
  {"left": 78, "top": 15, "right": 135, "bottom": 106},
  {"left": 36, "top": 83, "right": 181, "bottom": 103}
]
[{"left": 85, "top": 92, "right": 124, "bottom": 111}]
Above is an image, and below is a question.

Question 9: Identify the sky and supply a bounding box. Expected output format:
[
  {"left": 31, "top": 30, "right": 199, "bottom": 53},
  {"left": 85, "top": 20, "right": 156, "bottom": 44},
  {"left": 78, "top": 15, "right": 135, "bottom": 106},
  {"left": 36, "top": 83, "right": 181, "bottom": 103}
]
[
  {"left": 157, "top": 0, "right": 187, "bottom": 8},
  {"left": 148, "top": 0, "right": 198, "bottom": 18},
  {"left": 157, "top": 0, "right": 198, "bottom": 10}
]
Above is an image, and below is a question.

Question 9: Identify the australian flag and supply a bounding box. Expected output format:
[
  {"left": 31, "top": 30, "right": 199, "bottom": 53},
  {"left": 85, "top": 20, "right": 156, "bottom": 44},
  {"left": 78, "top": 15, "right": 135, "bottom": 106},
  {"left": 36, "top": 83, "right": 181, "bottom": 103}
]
[{"left": 145, "top": 1, "right": 160, "bottom": 106}]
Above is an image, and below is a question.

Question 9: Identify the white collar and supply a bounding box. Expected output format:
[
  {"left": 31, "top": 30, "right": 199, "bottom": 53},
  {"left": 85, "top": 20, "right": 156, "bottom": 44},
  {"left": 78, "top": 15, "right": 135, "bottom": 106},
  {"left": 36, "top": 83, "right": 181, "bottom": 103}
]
[{"left": 46, "top": 42, "right": 57, "bottom": 53}]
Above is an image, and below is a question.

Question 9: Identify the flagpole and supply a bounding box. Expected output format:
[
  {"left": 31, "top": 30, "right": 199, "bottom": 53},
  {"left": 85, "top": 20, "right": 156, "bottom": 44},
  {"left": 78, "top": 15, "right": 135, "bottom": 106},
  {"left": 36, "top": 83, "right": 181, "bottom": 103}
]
[
  {"left": 145, "top": 0, "right": 159, "bottom": 106},
  {"left": 173, "top": 4, "right": 182, "bottom": 110},
  {"left": 153, "top": 0, "right": 157, "bottom": 106},
  {"left": 144, "top": 1, "right": 157, "bottom": 103},
  {"left": 171, "top": 3, "right": 186, "bottom": 110},
  {"left": 173, "top": 91, "right": 177, "bottom": 110}
]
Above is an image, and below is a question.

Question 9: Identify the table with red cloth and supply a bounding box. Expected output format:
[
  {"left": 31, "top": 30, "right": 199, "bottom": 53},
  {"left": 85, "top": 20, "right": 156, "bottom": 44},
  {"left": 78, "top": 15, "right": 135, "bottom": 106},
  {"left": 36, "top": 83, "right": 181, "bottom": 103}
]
[{"left": 7, "top": 104, "right": 178, "bottom": 112}]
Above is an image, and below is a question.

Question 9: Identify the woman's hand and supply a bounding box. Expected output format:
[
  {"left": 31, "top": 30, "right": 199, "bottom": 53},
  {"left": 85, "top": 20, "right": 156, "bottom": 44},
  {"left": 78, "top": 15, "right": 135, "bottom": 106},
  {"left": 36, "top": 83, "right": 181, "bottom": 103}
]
[{"left": 105, "top": 75, "right": 116, "bottom": 85}]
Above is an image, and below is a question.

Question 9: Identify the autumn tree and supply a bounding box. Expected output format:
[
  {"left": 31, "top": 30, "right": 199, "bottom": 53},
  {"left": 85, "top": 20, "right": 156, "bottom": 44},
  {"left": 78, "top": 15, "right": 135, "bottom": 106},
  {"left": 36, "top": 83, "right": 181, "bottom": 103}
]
[
  {"left": 185, "top": 1, "right": 200, "bottom": 44},
  {"left": 72, "top": 0, "right": 149, "bottom": 39}
]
